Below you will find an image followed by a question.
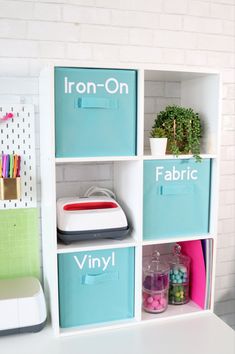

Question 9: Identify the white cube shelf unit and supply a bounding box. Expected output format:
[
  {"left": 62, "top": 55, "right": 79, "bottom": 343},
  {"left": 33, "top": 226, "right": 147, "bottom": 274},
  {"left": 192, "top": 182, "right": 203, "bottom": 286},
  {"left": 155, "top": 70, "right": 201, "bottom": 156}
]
[{"left": 39, "top": 64, "right": 221, "bottom": 336}]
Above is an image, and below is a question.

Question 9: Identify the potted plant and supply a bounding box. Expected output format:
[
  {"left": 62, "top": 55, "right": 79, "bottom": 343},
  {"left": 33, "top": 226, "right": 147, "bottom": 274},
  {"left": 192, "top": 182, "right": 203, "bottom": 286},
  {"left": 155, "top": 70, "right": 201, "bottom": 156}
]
[
  {"left": 152, "top": 105, "right": 202, "bottom": 161},
  {"left": 149, "top": 127, "right": 168, "bottom": 156}
]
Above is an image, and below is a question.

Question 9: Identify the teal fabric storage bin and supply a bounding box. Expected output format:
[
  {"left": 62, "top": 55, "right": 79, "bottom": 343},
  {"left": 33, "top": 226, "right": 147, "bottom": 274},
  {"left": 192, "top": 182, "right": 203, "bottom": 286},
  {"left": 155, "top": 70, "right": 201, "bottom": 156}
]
[
  {"left": 143, "top": 159, "right": 211, "bottom": 240},
  {"left": 58, "top": 247, "right": 135, "bottom": 328},
  {"left": 54, "top": 67, "right": 137, "bottom": 157}
]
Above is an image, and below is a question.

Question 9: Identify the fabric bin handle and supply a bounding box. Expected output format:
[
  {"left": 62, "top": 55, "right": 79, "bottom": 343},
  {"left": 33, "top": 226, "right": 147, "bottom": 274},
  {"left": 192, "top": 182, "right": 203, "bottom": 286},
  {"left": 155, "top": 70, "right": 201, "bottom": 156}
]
[
  {"left": 160, "top": 185, "right": 193, "bottom": 196},
  {"left": 77, "top": 97, "right": 118, "bottom": 109},
  {"left": 82, "top": 271, "right": 119, "bottom": 285}
]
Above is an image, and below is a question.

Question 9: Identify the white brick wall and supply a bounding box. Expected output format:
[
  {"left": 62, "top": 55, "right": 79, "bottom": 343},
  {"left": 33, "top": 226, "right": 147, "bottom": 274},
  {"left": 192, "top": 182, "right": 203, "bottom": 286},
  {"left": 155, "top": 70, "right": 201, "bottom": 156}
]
[
  {"left": 56, "top": 163, "right": 113, "bottom": 199},
  {"left": 0, "top": 0, "right": 234, "bottom": 330},
  {"left": 144, "top": 80, "right": 181, "bottom": 151}
]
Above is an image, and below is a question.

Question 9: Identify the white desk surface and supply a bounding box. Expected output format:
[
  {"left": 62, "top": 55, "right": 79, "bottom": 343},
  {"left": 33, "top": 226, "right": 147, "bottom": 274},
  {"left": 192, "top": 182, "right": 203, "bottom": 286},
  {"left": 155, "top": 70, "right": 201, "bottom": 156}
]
[{"left": 0, "top": 313, "right": 234, "bottom": 354}]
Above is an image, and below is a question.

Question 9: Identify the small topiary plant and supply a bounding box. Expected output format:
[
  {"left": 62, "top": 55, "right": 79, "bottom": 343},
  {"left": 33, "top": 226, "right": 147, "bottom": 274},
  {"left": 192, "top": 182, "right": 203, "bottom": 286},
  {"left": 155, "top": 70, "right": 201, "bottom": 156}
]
[{"left": 152, "top": 105, "right": 202, "bottom": 162}]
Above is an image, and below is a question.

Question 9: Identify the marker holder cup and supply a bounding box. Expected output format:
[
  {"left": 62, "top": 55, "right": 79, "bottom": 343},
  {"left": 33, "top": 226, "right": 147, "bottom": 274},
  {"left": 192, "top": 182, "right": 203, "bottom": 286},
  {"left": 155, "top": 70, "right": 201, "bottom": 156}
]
[{"left": 0, "top": 177, "right": 21, "bottom": 200}]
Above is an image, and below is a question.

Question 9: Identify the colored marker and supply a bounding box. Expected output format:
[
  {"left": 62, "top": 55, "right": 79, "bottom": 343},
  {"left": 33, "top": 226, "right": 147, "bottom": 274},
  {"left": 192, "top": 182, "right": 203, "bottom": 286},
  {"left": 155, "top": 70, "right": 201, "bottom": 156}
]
[
  {"left": 16, "top": 156, "right": 21, "bottom": 177},
  {"left": 2, "top": 155, "right": 6, "bottom": 178},
  {"left": 5, "top": 155, "right": 9, "bottom": 178},
  {"left": 13, "top": 155, "right": 18, "bottom": 178},
  {"left": 9, "top": 155, "right": 13, "bottom": 178}
]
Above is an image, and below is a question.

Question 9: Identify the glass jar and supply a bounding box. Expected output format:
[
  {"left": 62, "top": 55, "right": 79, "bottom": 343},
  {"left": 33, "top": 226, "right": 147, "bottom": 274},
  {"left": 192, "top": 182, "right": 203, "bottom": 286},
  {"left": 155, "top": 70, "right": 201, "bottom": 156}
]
[
  {"left": 168, "top": 244, "right": 191, "bottom": 305},
  {"left": 142, "top": 250, "right": 170, "bottom": 313}
]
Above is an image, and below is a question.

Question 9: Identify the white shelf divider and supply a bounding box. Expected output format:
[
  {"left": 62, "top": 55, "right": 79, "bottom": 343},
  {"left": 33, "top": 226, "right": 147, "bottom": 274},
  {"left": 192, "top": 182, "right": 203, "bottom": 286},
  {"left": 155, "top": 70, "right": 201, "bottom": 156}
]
[
  {"left": 142, "top": 234, "right": 215, "bottom": 246},
  {"left": 55, "top": 156, "right": 140, "bottom": 164},
  {"left": 57, "top": 236, "right": 137, "bottom": 254},
  {"left": 143, "top": 153, "right": 217, "bottom": 160}
]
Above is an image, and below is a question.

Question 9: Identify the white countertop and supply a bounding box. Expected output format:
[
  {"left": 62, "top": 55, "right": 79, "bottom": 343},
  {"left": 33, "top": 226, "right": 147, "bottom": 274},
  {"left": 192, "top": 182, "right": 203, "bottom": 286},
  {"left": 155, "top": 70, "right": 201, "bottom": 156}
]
[{"left": 0, "top": 313, "right": 234, "bottom": 354}]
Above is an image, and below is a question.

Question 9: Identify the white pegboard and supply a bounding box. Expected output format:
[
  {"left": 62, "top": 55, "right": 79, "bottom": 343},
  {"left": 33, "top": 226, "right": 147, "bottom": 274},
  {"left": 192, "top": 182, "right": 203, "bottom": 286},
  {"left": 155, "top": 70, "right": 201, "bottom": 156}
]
[{"left": 0, "top": 104, "right": 37, "bottom": 209}]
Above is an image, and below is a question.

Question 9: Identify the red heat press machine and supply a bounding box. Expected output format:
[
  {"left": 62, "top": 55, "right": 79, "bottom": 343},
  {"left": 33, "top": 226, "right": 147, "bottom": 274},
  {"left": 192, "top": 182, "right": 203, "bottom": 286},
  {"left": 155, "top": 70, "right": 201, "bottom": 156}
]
[{"left": 57, "top": 187, "right": 130, "bottom": 244}]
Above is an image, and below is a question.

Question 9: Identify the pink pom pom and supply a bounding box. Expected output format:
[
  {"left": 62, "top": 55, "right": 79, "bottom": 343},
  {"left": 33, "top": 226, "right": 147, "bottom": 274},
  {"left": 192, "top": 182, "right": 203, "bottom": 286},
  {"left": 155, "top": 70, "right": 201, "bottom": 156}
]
[
  {"left": 152, "top": 300, "right": 159, "bottom": 308},
  {"left": 160, "top": 298, "right": 167, "bottom": 307},
  {"left": 147, "top": 303, "right": 154, "bottom": 310},
  {"left": 156, "top": 304, "right": 163, "bottom": 310},
  {"left": 153, "top": 294, "right": 161, "bottom": 301},
  {"left": 147, "top": 296, "right": 153, "bottom": 304}
]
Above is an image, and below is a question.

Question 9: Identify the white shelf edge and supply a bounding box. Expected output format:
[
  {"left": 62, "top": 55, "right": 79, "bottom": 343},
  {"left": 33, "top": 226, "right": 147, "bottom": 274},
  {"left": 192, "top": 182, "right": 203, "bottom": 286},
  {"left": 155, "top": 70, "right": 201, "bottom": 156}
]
[
  {"left": 142, "top": 234, "right": 214, "bottom": 246},
  {"left": 143, "top": 153, "right": 217, "bottom": 160},
  {"left": 59, "top": 317, "right": 138, "bottom": 337},
  {"left": 57, "top": 237, "right": 138, "bottom": 253},
  {"left": 141, "top": 301, "right": 207, "bottom": 322},
  {"left": 55, "top": 154, "right": 217, "bottom": 163},
  {"left": 58, "top": 305, "right": 211, "bottom": 337},
  {"left": 55, "top": 156, "right": 140, "bottom": 164},
  {"left": 48, "top": 63, "right": 220, "bottom": 76}
]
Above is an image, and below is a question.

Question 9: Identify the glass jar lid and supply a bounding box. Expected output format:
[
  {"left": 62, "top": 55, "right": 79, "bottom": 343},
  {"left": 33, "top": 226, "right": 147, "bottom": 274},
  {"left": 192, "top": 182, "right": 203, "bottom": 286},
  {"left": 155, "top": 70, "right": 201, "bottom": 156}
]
[
  {"left": 145, "top": 250, "right": 170, "bottom": 274},
  {"left": 170, "top": 244, "right": 190, "bottom": 266},
  {"left": 143, "top": 250, "right": 169, "bottom": 291}
]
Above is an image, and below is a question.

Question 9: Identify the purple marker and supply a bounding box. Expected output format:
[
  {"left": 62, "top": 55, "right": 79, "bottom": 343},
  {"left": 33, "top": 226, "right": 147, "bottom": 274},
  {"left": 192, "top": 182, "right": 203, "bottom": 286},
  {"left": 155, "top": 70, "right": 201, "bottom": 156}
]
[{"left": 5, "top": 154, "right": 10, "bottom": 178}]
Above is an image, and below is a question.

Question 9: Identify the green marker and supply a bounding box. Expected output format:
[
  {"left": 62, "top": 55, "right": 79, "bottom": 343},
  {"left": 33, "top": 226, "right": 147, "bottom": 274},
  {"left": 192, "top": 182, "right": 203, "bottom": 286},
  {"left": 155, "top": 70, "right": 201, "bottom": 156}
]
[{"left": 9, "top": 155, "right": 13, "bottom": 178}]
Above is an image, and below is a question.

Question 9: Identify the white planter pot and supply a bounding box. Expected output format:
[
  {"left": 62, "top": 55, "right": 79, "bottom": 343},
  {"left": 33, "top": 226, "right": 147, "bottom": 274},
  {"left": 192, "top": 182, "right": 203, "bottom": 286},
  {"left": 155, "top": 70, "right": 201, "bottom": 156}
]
[{"left": 150, "top": 138, "right": 167, "bottom": 156}]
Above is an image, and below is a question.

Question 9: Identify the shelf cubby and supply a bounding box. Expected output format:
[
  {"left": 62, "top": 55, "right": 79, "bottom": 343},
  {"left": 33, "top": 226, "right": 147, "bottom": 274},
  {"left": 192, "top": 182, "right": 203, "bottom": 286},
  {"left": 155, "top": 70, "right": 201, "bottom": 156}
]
[
  {"left": 144, "top": 70, "right": 220, "bottom": 157},
  {"left": 56, "top": 160, "right": 142, "bottom": 247},
  {"left": 142, "top": 238, "right": 214, "bottom": 322}
]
